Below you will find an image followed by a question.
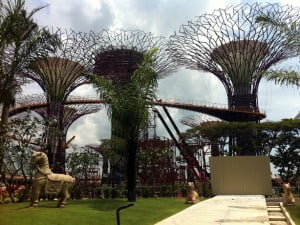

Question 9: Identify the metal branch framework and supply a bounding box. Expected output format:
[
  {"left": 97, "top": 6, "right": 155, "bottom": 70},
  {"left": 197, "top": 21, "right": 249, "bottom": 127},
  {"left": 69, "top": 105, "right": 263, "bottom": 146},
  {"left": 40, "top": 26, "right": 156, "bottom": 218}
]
[
  {"left": 169, "top": 3, "right": 299, "bottom": 119},
  {"left": 91, "top": 29, "right": 177, "bottom": 84},
  {"left": 32, "top": 102, "right": 102, "bottom": 132}
]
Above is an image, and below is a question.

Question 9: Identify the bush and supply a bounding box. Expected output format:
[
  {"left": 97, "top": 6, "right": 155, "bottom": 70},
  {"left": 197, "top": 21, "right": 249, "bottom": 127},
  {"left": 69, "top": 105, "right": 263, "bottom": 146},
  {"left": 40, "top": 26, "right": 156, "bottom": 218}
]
[
  {"left": 72, "top": 185, "right": 83, "bottom": 199},
  {"left": 103, "top": 187, "right": 111, "bottom": 199},
  {"left": 141, "top": 186, "right": 155, "bottom": 198},
  {"left": 111, "top": 188, "right": 121, "bottom": 198},
  {"left": 3, "top": 197, "right": 18, "bottom": 203},
  {"left": 160, "top": 185, "right": 173, "bottom": 197},
  {"left": 202, "top": 181, "right": 212, "bottom": 198}
]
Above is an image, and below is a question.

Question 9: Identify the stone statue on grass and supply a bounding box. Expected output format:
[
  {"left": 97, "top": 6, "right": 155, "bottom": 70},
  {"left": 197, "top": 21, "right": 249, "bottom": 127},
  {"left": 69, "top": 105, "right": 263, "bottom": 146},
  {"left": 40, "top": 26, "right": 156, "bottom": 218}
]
[
  {"left": 185, "top": 182, "right": 200, "bottom": 204},
  {"left": 29, "top": 151, "right": 75, "bottom": 208},
  {"left": 282, "top": 182, "right": 295, "bottom": 205}
]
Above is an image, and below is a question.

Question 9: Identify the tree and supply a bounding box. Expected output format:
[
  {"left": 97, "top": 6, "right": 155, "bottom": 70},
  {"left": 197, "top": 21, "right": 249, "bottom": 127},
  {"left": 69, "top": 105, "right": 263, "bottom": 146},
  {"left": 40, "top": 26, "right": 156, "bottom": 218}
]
[
  {"left": 268, "top": 120, "right": 300, "bottom": 182},
  {"left": 87, "top": 49, "right": 158, "bottom": 202},
  {"left": 0, "top": 0, "right": 59, "bottom": 184},
  {"left": 1, "top": 112, "right": 46, "bottom": 202},
  {"left": 66, "top": 146, "right": 100, "bottom": 198},
  {"left": 256, "top": 14, "right": 300, "bottom": 87},
  {"left": 0, "top": 0, "right": 59, "bottom": 123},
  {"left": 183, "top": 119, "right": 300, "bottom": 181}
]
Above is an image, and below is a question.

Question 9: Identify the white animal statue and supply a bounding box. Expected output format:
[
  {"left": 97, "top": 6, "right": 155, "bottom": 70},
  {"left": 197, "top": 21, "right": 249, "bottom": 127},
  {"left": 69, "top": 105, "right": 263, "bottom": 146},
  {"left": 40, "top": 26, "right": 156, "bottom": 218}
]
[
  {"left": 29, "top": 151, "right": 75, "bottom": 208},
  {"left": 185, "top": 182, "right": 200, "bottom": 204}
]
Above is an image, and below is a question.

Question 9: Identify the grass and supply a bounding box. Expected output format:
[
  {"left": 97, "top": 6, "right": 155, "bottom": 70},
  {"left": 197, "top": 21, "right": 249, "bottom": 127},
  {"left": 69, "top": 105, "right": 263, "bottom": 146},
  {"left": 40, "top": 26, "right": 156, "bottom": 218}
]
[
  {"left": 0, "top": 198, "right": 191, "bottom": 225},
  {"left": 285, "top": 202, "right": 300, "bottom": 225}
]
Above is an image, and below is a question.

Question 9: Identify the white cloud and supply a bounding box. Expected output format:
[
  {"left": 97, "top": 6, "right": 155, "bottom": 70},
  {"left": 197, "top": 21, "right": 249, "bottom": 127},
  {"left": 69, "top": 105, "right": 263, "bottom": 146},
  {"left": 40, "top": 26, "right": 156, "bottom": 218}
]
[
  {"left": 22, "top": 0, "right": 300, "bottom": 146},
  {"left": 67, "top": 109, "right": 111, "bottom": 145}
]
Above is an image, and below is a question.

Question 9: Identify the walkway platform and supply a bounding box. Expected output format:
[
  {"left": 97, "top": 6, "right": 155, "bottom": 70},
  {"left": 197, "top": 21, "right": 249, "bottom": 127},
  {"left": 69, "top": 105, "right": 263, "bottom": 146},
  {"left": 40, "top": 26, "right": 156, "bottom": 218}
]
[{"left": 155, "top": 195, "right": 270, "bottom": 225}]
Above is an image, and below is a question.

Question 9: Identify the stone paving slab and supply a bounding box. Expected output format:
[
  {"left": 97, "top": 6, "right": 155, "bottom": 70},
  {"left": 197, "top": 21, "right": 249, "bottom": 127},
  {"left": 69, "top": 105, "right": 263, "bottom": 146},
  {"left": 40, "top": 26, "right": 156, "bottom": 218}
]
[{"left": 155, "top": 195, "right": 269, "bottom": 225}]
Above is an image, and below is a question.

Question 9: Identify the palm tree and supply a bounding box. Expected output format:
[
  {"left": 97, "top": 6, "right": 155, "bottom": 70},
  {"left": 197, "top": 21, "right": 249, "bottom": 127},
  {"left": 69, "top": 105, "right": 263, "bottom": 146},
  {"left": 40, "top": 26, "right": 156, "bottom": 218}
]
[
  {"left": 87, "top": 49, "right": 158, "bottom": 202},
  {"left": 0, "top": 0, "right": 58, "bottom": 185},
  {"left": 256, "top": 15, "right": 300, "bottom": 87},
  {"left": 262, "top": 70, "right": 300, "bottom": 87},
  {"left": 0, "top": 0, "right": 59, "bottom": 124}
]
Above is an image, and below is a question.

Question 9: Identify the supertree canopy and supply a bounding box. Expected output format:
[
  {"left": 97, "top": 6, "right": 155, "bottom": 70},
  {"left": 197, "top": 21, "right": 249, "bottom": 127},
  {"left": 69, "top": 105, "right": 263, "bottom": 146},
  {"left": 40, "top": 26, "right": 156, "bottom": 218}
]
[
  {"left": 27, "top": 29, "right": 93, "bottom": 103},
  {"left": 25, "top": 29, "right": 94, "bottom": 170},
  {"left": 169, "top": 3, "right": 299, "bottom": 119},
  {"left": 92, "top": 29, "right": 177, "bottom": 84}
]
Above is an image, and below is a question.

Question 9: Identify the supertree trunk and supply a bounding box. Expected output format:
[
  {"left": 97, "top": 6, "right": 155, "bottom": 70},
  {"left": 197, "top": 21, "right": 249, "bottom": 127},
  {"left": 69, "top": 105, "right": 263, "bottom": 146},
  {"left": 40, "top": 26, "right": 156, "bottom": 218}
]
[{"left": 46, "top": 101, "right": 64, "bottom": 169}]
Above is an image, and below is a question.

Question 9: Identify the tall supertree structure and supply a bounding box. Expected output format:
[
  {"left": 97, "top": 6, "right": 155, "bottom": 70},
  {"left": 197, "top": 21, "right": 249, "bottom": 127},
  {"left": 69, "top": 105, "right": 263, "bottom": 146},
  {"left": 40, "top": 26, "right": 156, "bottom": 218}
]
[
  {"left": 25, "top": 30, "right": 94, "bottom": 171},
  {"left": 90, "top": 30, "right": 177, "bottom": 198},
  {"left": 169, "top": 3, "right": 299, "bottom": 121},
  {"left": 91, "top": 29, "right": 177, "bottom": 169}
]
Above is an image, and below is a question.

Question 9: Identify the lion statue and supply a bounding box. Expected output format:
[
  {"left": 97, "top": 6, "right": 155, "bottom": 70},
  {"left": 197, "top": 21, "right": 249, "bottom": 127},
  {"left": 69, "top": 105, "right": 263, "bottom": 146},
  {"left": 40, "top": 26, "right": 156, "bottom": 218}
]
[
  {"left": 185, "top": 182, "right": 200, "bottom": 204},
  {"left": 29, "top": 151, "right": 75, "bottom": 208},
  {"left": 282, "top": 182, "right": 296, "bottom": 205}
]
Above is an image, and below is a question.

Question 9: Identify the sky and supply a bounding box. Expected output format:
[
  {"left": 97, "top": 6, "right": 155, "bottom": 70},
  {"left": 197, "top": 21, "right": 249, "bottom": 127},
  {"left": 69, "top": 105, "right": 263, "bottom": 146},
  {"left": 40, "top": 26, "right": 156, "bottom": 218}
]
[{"left": 22, "top": 0, "right": 300, "bottom": 147}]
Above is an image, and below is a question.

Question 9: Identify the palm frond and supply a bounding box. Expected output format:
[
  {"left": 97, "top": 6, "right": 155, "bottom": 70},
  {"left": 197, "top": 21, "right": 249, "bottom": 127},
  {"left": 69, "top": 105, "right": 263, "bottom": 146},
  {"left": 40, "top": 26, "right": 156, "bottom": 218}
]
[{"left": 264, "top": 70, "right": 300, "bottom": 87}]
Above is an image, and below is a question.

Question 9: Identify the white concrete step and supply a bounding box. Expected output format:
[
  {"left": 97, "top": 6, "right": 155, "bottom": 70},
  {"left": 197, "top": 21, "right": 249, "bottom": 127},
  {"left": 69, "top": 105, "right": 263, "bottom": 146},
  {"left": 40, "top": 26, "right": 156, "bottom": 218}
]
[
  {"left": 267, "top": 202, "right": 281, "bottom": 206},
  {"left": 270, "top": 221, "right": 288, "bottom": 225},
  {"left": 269, "top": 212, "right": 285, "bottom": 217},
  {"left": 267, "top": 208, "right": 281, "bottom": 212},
  {"left": 269, "top": 216, "right": 287, "bottom": 221}
]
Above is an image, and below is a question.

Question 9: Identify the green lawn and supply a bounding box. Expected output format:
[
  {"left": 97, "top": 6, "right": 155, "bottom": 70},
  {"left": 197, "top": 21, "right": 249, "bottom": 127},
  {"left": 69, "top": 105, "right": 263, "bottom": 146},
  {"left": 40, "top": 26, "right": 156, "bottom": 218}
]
[
  {"left": 285, "top": 202, "right": 300, "bottom": 225},
  {"left": 0, "top": 198, "right": 191, "bottom": 225}
]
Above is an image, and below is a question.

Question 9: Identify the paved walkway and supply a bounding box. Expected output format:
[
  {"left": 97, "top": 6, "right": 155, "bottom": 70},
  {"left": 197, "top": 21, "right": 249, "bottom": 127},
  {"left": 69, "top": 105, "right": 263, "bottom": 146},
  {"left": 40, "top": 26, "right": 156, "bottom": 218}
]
[{"left": 155, "top": 195, "right": 270, "bottom": 225}]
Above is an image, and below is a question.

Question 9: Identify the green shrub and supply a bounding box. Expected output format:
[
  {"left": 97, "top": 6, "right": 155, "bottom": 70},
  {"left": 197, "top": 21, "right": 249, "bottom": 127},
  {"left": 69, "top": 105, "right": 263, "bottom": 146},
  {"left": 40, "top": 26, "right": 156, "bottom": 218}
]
[
  {"left": 142, "top": 186, "right": 155, "bottom": 198},
  {"left": 95, "top": 187, "right": 103, "bottom": 198},
  {"left": 72, "top": 186, "right": 83, "bottom": 199},
  {"left": 111, "top": 188, "right": 121, "bottom": 198},
  {"left": 136, "top": 187, "right": 142, "bottom": 198},
  {"left": 103, "top": 187, "right": 111, "bottom": 199},
  {"left": 202, "top": 181, "right": 212, "bottom": 198},
  {"left": 160, "top": 185, "right": 173, "bottom": 197},
  {"left": 3, "top": 197, "right": 18, "bottom": 203}
]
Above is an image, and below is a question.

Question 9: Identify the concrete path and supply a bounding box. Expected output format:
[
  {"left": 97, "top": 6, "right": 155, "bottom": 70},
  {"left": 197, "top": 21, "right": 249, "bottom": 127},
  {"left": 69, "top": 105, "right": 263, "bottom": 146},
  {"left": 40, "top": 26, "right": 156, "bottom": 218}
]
[{"left": 155, "top": 195, "right": 270, "bottom": 225}]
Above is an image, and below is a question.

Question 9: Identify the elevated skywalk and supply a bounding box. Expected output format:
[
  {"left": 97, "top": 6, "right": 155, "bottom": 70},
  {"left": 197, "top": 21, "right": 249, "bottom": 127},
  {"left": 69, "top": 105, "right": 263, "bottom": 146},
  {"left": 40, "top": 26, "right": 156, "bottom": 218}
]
[{"left": 10, "top": 96, "right": 266, "bottom": 122}]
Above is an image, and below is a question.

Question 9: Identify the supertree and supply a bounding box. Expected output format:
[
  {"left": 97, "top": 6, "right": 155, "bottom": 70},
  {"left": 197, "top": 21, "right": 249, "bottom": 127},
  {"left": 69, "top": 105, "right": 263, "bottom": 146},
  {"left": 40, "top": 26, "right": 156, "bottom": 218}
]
[
  {"left": 25, "top": 29, "right": 94, "bottom": 171},
  {"left": 90, "top": 29, "right": 177, "bottom": 200},
  {"left": 169, "top": 3, "right": 299, "bottom": 121},
  {"left": 90, "top": 29, "right": 177, "bottom": 156}
]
